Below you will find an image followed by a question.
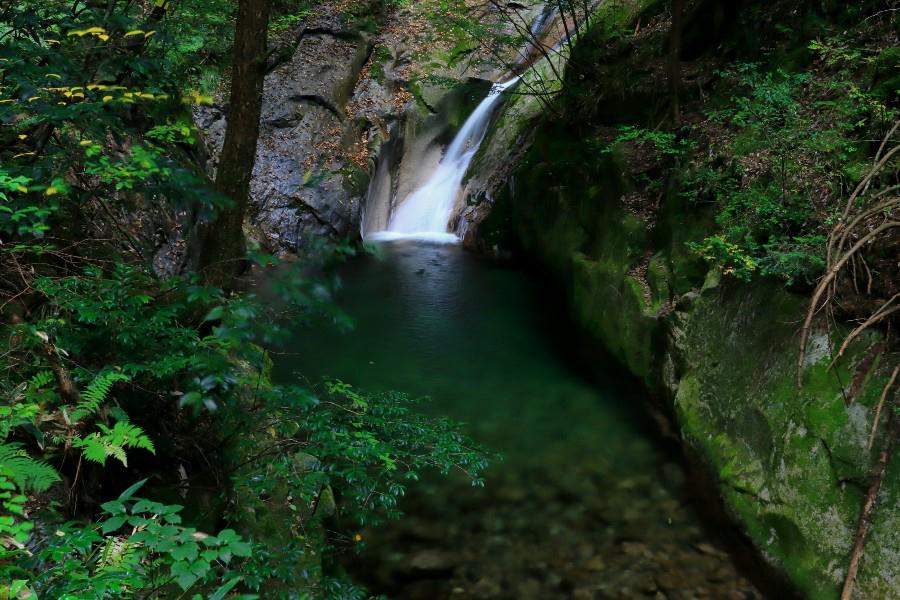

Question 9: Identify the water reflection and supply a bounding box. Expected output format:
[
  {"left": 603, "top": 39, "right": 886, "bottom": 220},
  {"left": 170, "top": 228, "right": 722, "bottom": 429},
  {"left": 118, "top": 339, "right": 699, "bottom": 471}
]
[{"left": 274, "top": 241, "right": 763, "bottom": 599}]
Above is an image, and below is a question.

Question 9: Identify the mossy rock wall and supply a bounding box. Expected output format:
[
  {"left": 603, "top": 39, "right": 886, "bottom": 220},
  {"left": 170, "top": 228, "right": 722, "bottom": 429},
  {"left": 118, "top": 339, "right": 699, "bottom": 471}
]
[{"left": 490, "top": 124, "right": 900, "bottom": 598}]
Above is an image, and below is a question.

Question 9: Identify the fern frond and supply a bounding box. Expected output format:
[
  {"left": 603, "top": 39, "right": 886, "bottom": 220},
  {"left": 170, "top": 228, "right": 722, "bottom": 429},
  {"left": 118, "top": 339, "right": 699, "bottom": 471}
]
[
  {"left": 29, "top": 370, "right": 54, "bottom": 390},
  {"left": 23, "top": 370, "right": 55, "bottom": 404},
  {"left": 97, "top": 536, "right": 140, "bottom": 572},
  {"left": 73, "top": 421, "right": 155, "bottom": 467},
  {"left": 70, "top": 371, "right": 130, "bottom": 422},
  {"left": 0, "top": 443, "right": 59, "bottom": 492}
]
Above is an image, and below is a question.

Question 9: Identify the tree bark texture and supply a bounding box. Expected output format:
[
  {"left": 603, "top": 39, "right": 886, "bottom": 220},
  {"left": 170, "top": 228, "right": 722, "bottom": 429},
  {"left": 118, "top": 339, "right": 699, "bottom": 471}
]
[
  {"left": 669, "top": 0, "right": 684, "bottom": 122},
  {"left": 191, "top": 0, "right": 271, "bottom": 287}
]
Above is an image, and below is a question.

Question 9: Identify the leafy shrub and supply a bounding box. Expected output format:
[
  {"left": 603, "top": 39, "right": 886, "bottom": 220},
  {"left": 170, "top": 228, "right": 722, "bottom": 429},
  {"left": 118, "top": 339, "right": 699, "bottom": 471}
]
[
  {"left": 0, "top": 1, "right": 491, "bottom": 598},
  {"left": 602, "top": 125, "right": 694, "bottom": 157},
  {"left": 685, "top": 56, "right": 895, "bottom": 285}
]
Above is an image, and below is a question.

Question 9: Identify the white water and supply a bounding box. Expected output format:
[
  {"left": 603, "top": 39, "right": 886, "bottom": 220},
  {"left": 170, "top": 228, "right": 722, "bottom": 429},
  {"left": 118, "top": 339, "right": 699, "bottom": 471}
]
[{"left": 367, "top": 77, "right": 519, "bottom": 243}]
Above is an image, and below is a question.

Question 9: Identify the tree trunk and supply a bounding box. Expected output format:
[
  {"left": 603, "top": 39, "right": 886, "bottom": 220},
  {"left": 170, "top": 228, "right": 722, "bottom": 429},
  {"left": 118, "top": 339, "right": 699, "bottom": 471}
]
[
  {"left": 669, "top": 0, "right": 684, "bottom": 123},
  {"left": 713, "top": 1, "right": 726, "bottom": 39},
  {"left": 191, "top": 0, "right": 271, "bottom": 287}
]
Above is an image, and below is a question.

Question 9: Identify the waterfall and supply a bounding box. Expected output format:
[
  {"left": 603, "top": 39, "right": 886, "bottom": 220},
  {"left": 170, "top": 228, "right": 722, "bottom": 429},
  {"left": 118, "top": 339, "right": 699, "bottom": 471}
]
[{"left": 367, "top": 77, "right": 519, "bottom": 243}]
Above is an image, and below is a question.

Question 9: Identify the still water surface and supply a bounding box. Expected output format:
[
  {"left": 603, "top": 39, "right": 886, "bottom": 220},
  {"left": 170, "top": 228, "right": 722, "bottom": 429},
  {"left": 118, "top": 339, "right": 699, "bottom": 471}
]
[{"left": 276, "top": 240, "right": 762, "bottom": 599}]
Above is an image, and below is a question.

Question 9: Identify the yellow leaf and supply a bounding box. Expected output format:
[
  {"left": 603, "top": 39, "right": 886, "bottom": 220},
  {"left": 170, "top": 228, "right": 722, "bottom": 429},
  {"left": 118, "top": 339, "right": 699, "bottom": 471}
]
[
  {"left": 102, "top": 95, "right": 113, "bottom": 102},
  {"left": 45, "top": 186, "right": 58, "bottom": 196},
  {"left": 16, "top": 185, "right": 28, "bottom": 192},
  {"left": 183, "top": 91, "right": 213, "bottom": 106},
  {"left": 79, "top": 140, "right": 93, "bottom": 146}
]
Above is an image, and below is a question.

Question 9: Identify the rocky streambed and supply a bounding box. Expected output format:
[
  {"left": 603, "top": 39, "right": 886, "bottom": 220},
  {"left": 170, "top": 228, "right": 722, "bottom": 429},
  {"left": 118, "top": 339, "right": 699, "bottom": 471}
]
[
  {"left": 276, "top": 241, "right": 765, "bottom": 599},
  {"left": 348, "top": 435, "right": 763, "bottom": 600}
]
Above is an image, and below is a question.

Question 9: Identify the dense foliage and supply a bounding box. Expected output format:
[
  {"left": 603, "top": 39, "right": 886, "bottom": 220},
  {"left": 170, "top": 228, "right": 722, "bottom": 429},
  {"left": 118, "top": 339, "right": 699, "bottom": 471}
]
[
  {"left": 0, "top": 1, "right": 488, "bottom": 598},
  {"left": 687, "top": 45, "right": 897, "bottom": 284}
]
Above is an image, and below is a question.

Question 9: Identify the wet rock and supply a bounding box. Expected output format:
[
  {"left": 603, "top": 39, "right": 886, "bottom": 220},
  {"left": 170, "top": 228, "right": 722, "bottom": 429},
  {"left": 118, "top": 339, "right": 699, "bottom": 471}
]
[
  {"left": 655, "top": 570, "right": 692, "bottom": 593},
  {"left": 693, "top": 542, "right": 725, "bottom": 557},
  {"left": 471, "top": 576, "right": 502, "bottom": 599},
  {"left": 622, "top": 541, "right": 650, "bottom": 557},
  {"left": 516, "top": 578, "right": 542, "bottom": 600},
  {"left": 409, "top": 549, "right": 459, "bottom": 572}
]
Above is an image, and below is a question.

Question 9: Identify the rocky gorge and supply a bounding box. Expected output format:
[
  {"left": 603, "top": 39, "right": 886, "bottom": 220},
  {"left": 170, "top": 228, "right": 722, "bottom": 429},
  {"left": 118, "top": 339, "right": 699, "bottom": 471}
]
[{"left": 198, "top": 0, "right": 899, "bottom": 597}]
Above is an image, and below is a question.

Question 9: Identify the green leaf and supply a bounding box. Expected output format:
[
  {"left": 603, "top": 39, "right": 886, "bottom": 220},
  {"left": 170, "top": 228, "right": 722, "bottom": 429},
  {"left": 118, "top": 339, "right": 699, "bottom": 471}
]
[
  {"left": 101, "top": 516, "right": 126, "bottom": 533},
  {"left": 171, "top": 541, "right": 199, "bottom": 561},
  {"left": 119, "top": 479, "right": 147, "bottom": 502},
  {"left": 203, "top": 306, "right": 224, "bottom": 322},
  {"left": 228, "top": 540, "right": 252, "bottom": 558},
  {"left": 176, "top": 572, "right": 198, "bottom": 591},
  {"left": 189, "top": 558, "right": 210, "bottom": 577},
  {"left": 131, "top": 498, "right": 161, "bottom": 514},
  {"left": 100, "top": 500, "right": 126, "bottom": 515},
  {"left": 171, "top": 560, "right": 198, "bottom": 591},
  {"left": 216, "top": 528, "right": 238, "bottom": 544},
  {"left": 209, "top": 576, "right": 242, "bottom": 600}
]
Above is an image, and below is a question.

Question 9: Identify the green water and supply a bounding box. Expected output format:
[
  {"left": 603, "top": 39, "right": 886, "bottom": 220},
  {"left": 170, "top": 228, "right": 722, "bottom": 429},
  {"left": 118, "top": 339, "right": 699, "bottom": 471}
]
[{"left": 277, "top": 240, "right": 761, "bottom": 599}]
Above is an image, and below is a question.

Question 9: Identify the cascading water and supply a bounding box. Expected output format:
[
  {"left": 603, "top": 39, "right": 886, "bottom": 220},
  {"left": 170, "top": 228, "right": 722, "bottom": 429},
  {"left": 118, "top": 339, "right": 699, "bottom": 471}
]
[{"left": 367, "top": 77, "right": 520, "bottom": 243}]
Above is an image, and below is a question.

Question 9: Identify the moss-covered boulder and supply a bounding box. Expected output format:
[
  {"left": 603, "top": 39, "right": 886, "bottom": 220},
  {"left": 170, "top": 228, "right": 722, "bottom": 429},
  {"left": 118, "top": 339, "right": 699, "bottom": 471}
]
[
  {"left": 461, "top": 0, "right": 900, "bottom": 594},
  {"left": 479, "top": 119, "right": 900, "bottom": 597}
]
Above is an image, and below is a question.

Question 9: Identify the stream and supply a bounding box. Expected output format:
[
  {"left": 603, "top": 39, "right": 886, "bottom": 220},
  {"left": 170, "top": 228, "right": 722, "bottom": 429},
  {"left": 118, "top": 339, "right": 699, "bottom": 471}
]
[{"left": 276, "top": 240, "right": 764, "bottom": 599}]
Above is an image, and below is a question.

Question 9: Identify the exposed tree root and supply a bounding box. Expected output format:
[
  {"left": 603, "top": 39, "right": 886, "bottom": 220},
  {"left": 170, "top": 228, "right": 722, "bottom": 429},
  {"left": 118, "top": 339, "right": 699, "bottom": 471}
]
[
  {"left": 797, "top": 220, "right": 900, "bottom": 385},
  {"left": 868, "top": 365, "right": 900, "bottom": 451},
  {"left": 841, "top": 412, "right": 898, "bottom": 600},
  {"left": 831, "top": 295, "right": 900, "bottom": 368},
  {"left": 798, "top": 121, "right": 900, "bottom": 386},
  {"left": 795, "top": 121, "right": 900, "bottom": 599}
]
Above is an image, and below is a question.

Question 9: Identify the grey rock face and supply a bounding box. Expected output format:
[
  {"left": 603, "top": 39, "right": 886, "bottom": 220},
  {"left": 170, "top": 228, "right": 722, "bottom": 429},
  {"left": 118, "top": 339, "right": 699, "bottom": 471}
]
[
  {"left": 197, "top": 1, "right": 563, "bottom": 253},
  {"left": 199, "top": 24, "right": 375, "bottom": 252}
]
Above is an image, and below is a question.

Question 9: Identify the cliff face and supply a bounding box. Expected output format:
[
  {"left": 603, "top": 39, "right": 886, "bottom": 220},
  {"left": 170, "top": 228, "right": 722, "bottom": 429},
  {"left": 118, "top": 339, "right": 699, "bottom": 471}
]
[
  {"left": 463, "top": 1, "right": 900, "bottom": 597},
  {"left": 197, "top": 0, "right": 549, "bottom": 253},
  {"left": 502, "top": 139, "right": 899, "bottom": 597}
]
